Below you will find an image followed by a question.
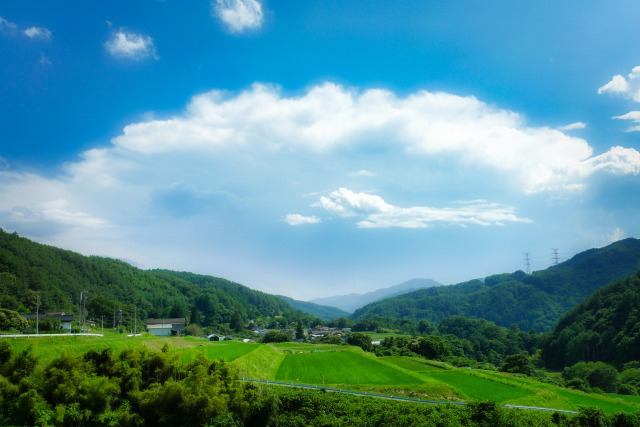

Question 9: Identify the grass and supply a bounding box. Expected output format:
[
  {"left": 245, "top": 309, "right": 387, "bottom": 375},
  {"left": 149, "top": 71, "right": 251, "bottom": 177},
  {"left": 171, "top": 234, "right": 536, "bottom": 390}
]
[
  {"left": 275, "top": 350, "right": 423, "bottom": 386},
  {"left": 382, "top": 356, "right": 449, "bottom": 373},
  {"left": 428, "top": 370, "right": 534, "bottom": 403},
  {"left": 231, "top": 344, "right": 285, "bottom": 380}
]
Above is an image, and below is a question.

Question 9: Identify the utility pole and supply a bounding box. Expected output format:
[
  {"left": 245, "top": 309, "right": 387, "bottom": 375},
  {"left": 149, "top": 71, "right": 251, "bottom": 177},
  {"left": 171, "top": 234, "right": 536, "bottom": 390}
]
[
  {"left": 36, "top": 291, "right": 40, "bottom": 335},
  {"left": 113, "top": 303, "right": 116, "bottom": 329},
  {"left": 551, "top": 248, "right": 560, "bottom": 266},
  {"left": 523, "top": 252, "right": 531, "bottom": 274},
  {"left": 133, "top": 306, "right": 137, "bottom": 337}
]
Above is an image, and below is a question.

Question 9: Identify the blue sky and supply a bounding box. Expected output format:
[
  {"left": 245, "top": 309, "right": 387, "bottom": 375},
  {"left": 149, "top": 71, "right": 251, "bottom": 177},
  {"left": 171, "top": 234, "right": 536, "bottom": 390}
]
[{"left": 2, "top": 1, "right": 640, "bottom": 300}]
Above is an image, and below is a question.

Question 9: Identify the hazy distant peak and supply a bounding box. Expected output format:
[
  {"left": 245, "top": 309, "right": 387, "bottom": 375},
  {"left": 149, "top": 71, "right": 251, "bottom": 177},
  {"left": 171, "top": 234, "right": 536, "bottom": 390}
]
[{"left": 309, "top": 278, "right": 443, "bottom": 313}]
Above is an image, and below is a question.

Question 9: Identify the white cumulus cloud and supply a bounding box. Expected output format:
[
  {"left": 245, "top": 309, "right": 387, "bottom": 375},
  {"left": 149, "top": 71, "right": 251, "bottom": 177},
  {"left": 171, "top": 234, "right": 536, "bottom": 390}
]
[
  {"left": 105, "top": 30, "right": 157, "bottom": 60},
  {"left": 284, "top": 214, "right": 321, "bottom": 226},
  {"left": 598, "top": 66, "right": 640, "bottom": 103},
  {"left": 214, "top": 0, "right": 263, "bottom": 33},
  {"left": 313, "top": 188, "right": 532, "bottom": 229}
]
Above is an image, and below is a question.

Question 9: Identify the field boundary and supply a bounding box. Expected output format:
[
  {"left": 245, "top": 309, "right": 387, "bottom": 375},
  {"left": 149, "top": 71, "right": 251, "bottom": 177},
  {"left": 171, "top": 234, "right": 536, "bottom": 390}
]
[
  {"left": 241, "top": 378, "right": 579, "bottom": 414},
  {"left": 0, "top": 333, "right": 104, "bottom": 338}
]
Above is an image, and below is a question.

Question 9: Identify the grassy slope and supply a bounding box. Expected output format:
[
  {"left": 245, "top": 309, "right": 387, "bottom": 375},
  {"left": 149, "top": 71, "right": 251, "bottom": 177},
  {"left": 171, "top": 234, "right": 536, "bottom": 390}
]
[{"left": 4, "top": 336, "right": 640, "bottom": 414}]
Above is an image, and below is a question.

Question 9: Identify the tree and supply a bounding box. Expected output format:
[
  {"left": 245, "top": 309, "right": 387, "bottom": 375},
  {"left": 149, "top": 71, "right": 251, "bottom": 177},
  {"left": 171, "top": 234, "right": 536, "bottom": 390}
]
[
  {"left": 500, "top": 353, "right": 534, "bottom": 376},
  {"left": 408, "top": 336, "right": 451, "bottom": 360},
  {"left": 262, "top": 331, "right": 291, "bottom": 343},
  {"left": 346, "top": 332, "right": 373, "bottom": 352},
  {"left": 0, "top": 309, "right": 28, "bottom": 331},
  {"left": 295, "top": 321, "right": 304, "bottom": 340},
  {"left": 190, "top": 306, "right": 201, "bottom": 325},
  {"left": 230, "top": 310, "right": 244, "bottom": 332}
]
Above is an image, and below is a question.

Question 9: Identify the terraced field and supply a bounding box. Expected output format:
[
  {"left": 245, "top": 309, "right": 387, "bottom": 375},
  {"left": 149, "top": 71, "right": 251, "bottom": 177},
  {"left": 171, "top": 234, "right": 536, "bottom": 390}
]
[{"left": 5, "top": 334, "right": 640, "bottom": 414}]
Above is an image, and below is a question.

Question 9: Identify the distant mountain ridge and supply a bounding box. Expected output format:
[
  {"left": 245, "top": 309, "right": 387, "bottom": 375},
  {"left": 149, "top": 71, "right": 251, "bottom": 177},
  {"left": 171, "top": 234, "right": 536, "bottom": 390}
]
[
  {"left": 350, "top": 238, "right": 640, "bottom": 332},
  {"left": 310, "top": 278, "right": 443, "bottom": 313},
  {"left": 276, "top": 296, "right": 349, "bottom": 321}
]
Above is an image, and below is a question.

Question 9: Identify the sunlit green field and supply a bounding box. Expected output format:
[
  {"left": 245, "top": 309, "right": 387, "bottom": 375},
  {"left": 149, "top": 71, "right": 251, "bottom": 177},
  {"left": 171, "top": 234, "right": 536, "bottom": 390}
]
[
  {"left": 4, "top": 334, "right": 640, "bottom": 414},
  {"left": 275, "top": 351, "right": 423, "bottom": 385}
]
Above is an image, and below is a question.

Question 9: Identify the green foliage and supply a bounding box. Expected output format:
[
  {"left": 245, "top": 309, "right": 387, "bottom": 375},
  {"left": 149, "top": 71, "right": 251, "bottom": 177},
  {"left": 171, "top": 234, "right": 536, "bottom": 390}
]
[
  {"left": 351, "top": 238, "right": 640, "bottom": 332},
  {"left": 562, "top": 361, "right": 621, "bottom": 393},
  {"left": 500, "top": 353, "right": 534, "bottom": 376},
  {"left": 0, "top": 308, "right": 29, "bottom": 331},
  {"left": 346, "top": 332, "right": 373, "bottom": 352},
  {"left": 542, "top": 271, "right": 640, "bottom": 369},
  {"left": 262, "top": 331, "right": 291, "bottom": 343},
  {"left": 408, "top": 335, "right": 451, "bottom": 360}
]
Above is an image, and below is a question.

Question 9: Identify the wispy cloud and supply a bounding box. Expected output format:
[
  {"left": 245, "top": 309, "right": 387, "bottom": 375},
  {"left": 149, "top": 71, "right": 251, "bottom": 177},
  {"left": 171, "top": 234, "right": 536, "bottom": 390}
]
[
  {"left": 105, "top": 30, "right": 157, "bottom": 60},
  {"left": 612, "top": 111, "right": 640, "bottom": 132},
  {"left": 559, "top": 122, "right": 586, "bottom": 131},
  {"left": 284, "top": 214, "right": 321, "bottom": 226},
  {"left": 213, "top": 0, "right": 263, "bottom": 33},
  {"left": 313, "top": 188, "right": 531, "bottom": 228},
  {"left": 349, "top": 170, "right": 376, "bottom": 177},
  {"left": 24, "top": 26, "right": 51, "bottom": 40},
  {"left": 0, "top": 16, "right": 17, "bottom": 34}
]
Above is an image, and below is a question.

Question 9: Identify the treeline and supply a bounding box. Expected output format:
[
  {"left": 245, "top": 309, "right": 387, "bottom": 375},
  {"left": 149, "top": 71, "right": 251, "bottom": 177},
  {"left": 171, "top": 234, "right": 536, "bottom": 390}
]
[
  {"left": 0, "top": 230, "right": 319, "bottom": 333},
  {"left": 2, "top": 341, "right": 637, "bottom": 426},
  {"left": 350, "top": 238, "right": 640, "bottom": 332},
  {"left": 355, "top": 315, "right": 541, "bottom": 368}
]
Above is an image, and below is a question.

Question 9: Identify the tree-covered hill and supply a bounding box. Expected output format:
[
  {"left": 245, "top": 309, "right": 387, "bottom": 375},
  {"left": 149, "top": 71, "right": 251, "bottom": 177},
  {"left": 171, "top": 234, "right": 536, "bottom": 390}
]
[
  {"left": 350, "top": 238, "right": 640, "bottom": 332},
  {"left": 276, "top": 295, "right": 349, "bottom": 321},
  {"left": 0, "top": 229, "right": 315, "bottom": 329},
  {"left": 541, "top": 270, "right": 640, "bottom": 369}
]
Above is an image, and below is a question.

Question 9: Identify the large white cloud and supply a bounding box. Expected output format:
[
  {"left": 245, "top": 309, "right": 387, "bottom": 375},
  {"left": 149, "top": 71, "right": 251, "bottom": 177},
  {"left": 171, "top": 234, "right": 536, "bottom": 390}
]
[
  {"left": 213, "top": 0, "right": 263, "bottom": 33},
  {"left": 312, "top": 188, "right": 531, "bottom": 228},
  {"left": 114, "top": 83, "right": 640, "bottom": 194}
]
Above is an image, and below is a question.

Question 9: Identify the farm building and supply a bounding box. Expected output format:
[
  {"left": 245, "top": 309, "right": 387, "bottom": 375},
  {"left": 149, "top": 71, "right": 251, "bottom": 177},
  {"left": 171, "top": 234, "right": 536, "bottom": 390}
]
[
  {"left": 146, "top": 318, "right": 186, "bottom": 336},
  {"left": 20, "top": 312, "right": 75, "bottom": 332}
]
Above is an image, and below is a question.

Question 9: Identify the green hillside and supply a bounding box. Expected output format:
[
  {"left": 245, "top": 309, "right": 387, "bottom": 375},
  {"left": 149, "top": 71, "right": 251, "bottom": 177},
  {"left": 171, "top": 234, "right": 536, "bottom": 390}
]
[
  {"left": 0, "top": 229, "right": 312, "bottom": 329},
  {"left": 350, "top": 238, "right": 640, "bottom": 331},
  {"left": 542, "top": 271, "right": 640, "bottom": 369},
  {"left": 277, "top": 295, "right": 349, "bottom": 321}
]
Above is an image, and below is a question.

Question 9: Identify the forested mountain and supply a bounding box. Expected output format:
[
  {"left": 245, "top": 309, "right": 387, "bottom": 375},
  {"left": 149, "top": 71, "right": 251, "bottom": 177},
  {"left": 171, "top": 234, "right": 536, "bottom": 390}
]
[
  {"left": 350, "top": 238, "right": 640, "bottom": 332},
  {"left": 310, "top": 278, "right": 443, "bottom": 312},
  {"left": 0, "top": 229, "right": 317, "bottom": 329},
  {"left": 277, "top": 295, "right": 349, "bottom": 321},
  {"left": 542, "top": 270, "right": 640, "bottom": 369}
]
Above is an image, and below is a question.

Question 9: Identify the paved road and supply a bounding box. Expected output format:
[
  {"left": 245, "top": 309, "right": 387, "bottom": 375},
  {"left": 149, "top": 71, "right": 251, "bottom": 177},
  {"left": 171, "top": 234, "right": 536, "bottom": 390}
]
[{"left": 241, "top": 378, "right": 579, "bottom": 415}]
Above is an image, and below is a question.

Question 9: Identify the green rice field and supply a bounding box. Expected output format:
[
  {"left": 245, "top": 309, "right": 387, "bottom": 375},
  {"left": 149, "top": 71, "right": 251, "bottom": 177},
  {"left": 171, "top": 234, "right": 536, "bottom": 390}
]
[{"left": 4, "top": 334, "right": 640, "bottom": 414}]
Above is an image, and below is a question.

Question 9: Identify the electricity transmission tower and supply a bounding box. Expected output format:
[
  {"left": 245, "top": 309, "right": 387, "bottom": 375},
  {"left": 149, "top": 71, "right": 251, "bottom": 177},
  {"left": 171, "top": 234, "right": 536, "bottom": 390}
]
[
  {"left": 523, "top": 252, "right": 532, "bottom": 274},
  {"left": 551, "top": 248, "right": 560, "bottom": 266}
]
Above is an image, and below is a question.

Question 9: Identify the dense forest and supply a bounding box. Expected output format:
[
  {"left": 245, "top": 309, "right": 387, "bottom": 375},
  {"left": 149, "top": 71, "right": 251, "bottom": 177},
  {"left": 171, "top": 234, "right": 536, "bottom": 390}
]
[
  {"left": 0, "top": 230, "right": 319, "bottom": 331},
  {"left": 542, "top": 270, "right": 640, "bottom": 370},
  {"left": 350, "top": 238, "right": 640, "bottom": 331}
]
